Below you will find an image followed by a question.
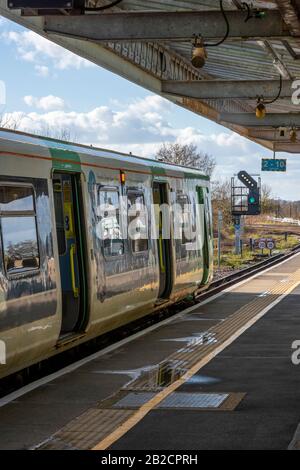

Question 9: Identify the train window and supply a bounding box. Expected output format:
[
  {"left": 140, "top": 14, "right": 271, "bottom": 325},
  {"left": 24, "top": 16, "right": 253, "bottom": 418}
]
[
  {"left": 98, "top": 188, "right": 124, "bottom": 257},
  {"left": 0, "top": 186, "right": 34, "bottom": 212},
  {"left": 0, "top": 185, "right": 40, "bottom": 275},
  {"left": 198, "top": 186, "right": 212, "bottom": 238},
  {"left": 205, "top": 189, "right": 213, "bottom": 238},
  {"left": 53, "top": 180, "right": 66, "bottom": 255},
  {"left": 128, "top": 191, "right": 148, "bottom": 253},
  {"left": 176, "top": 192, "right": 196, "bottom": 245}
]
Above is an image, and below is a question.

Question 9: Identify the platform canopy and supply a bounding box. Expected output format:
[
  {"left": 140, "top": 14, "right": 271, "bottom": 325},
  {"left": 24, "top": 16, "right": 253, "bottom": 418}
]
[{"left": 1, "top": 0, "right": 300, "bottom": 153}]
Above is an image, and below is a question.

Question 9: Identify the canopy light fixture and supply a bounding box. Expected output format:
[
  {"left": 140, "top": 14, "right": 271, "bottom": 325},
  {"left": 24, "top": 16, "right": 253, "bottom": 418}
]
[
  {"left": 191, "top": 36, "right": 207, "bottom": 69},
  {"left": 256, "top": 99, "right": 266, "bottom": 119},
  {"left": 255, "top": 75, "right": 282, "bottom": 120},
  {"left": 190, "top": 1, "right": 268, "bottom": 69},
  {"left": 191, "top": 0, "right": 229, "bottom": 69}
]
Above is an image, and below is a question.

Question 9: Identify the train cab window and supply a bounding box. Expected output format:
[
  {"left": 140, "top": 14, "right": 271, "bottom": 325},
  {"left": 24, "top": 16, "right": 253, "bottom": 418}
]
[
  {"left": 98, "top": 188, "right": 124, "bottom": 257},
  {"left": 128, "top": 191, "right": 148, "bottom": 253},
  {"left": 0, "top": 185, "right": 39, "bottom": 275},
  {"left": 176, "top": 192, "right": 196, "bottom": 245}
]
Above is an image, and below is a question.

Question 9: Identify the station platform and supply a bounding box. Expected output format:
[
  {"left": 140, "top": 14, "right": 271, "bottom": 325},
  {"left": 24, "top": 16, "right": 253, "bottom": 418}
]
[{"left": 1, "top": 253, "right": 300, "bottom": 450}]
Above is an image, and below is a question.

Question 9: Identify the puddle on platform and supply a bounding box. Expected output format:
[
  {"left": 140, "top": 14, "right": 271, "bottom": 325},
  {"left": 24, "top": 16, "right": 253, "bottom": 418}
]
[
  {"left": 91, "top": 334, "right": 218, "bottom": 392},
  {"left": 186, "top": 374, "right": 221, "bottom": 385},
  {"left": 258, "top": 291, "right": 269, "bottom": 298},
  {"left": 161, "top": 332, "right": 217, "bottom": 353},
  {"left": 91, "top": 365, "right": 156, "bottom": 381},
  {"left": 172, "top": 314, "right": 222, "bottom": 323}
]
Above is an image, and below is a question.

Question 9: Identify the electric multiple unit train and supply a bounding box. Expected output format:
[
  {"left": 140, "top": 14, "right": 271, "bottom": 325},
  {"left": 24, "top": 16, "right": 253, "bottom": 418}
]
[{"left": 0, "top": 128, "right": 213, "bottom": 379}]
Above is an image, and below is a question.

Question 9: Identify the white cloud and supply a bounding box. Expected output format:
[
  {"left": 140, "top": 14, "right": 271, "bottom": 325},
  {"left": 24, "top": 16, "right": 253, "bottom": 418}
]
[
  {"left": 3, "top": 93, "right": 299, "bottom": 199},
  {"left": 3, "top": 30, "right": 94, "bottom": 72},
  {"left": 24, "top": 95, "right": 65, "bottom": 111},
  {"left": 2, "top": 94, "right": 254, "bottom": 155},
  {"left": 5, "top": 95, "right": 176, "bottom": 145},
  {"left": 35, "top": 65, "right": 49, "bottom": 77},
  {"left": 173, "top": 127, "right": 250, "bottom": 156}
]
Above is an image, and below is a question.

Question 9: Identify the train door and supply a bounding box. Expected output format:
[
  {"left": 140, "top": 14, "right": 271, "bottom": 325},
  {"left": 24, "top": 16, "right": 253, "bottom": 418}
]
[
  {"left": 153, "top": 182, "right": 173, "bottom": 299},
  {"left": 197, "top": 186, "right": 211, "bottom": 284},
  {"left": 53, "top": 172, "right": 87, "bottom": 336}
]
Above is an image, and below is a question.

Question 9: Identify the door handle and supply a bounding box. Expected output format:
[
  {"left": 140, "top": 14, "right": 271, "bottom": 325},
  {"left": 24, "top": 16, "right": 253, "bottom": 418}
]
[{"left": 70, "top": 244, "right": 79, "bottom": 298}]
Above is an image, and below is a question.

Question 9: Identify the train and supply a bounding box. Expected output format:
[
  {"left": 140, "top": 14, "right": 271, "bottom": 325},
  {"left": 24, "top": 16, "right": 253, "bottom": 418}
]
[{"left": 0, "top": 128, "right": 213, "bottom": 379}]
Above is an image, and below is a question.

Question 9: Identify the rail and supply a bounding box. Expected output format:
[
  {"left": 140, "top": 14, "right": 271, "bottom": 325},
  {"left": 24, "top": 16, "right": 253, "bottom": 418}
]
[{"left": 198, "top": 243, "right": 300, "bottom": 301}]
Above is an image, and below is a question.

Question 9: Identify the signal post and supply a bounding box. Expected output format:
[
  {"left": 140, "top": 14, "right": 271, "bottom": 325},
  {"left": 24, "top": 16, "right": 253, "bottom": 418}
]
[{"left": 231, "top": 171, "right": 261, "bottom": 255}]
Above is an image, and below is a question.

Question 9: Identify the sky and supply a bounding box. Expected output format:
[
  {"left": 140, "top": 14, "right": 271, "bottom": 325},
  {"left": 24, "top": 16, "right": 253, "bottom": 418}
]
[{"left": 0, "top": 15, "right": 299, "bottom": 201}]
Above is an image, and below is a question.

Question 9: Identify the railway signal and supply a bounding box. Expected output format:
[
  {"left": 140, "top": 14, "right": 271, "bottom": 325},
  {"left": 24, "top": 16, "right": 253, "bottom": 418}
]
[
  {"left": 232, "top": 170, "right": 261, "bottom": 217},
  {"left": 237, "top": 171, "right": 257, "bottom": 189},
  {"left": 247, "top": 187, "right": 260, "bottom": 216},
  {"left": 231, "top": 171, "right": 261, "bottom": 255},
  {"left": 241, "top": 169, "right": 261, "bottom": 216}
]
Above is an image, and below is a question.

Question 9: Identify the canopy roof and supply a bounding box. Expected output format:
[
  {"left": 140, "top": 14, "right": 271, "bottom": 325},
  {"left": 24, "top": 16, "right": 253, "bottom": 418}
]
[{"left": 1, "top": 0, "right": 300, "bottom": 153}]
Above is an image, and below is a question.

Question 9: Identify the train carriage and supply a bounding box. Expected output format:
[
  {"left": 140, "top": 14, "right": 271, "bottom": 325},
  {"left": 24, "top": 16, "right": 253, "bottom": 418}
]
[{"left": 0, "top": 128, "right": 213, "bottom": 379}]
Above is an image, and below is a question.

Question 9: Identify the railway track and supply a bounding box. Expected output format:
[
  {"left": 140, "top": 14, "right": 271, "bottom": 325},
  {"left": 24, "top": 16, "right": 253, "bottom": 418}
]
[
  {"left": 199, "top": 243, "right": 300, "bottom": 301},
  {"left": 1, "top": 243, "right": 300, "bottom": 401}
]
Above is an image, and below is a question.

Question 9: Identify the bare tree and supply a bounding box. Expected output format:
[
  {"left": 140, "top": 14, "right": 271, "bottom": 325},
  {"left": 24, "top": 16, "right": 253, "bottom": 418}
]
[
  {"left": 0, "top": 114, "right": 77, "bottom": 142},
  {"left": 260, "top": 184, "right": 275, "bottom": 214},
  {"left": 156, "top": 143, "right": 216, "bottom": 177},
  {"left": 0, "top": 113, "right": 23, "bottom": 130},
  {"left": 37, "top": 124, "right": 77, "bottom": 142},
  {"left": 211, "top": 179, "right": 232, "bottom": 230}
]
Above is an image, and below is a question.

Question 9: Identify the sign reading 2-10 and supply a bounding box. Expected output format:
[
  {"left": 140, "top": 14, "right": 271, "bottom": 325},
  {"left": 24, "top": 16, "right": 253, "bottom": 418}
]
[{"left": 261, "top": 159, "right": 287, "bottom": 172}]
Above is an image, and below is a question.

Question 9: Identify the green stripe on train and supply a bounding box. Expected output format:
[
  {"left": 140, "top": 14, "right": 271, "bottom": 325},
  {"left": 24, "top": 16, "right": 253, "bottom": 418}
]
[
  {"left": 149, "top": 159, "right": 208, "bottom": 180},
  {"left": 49, "top": 147, "right": 81, "bottom": 172},
  {"left": 184, "top": 171, "right": 209, "bottom": 181},
  {"left": 150, "top": 165, "right": 166, "bottom": 176}
]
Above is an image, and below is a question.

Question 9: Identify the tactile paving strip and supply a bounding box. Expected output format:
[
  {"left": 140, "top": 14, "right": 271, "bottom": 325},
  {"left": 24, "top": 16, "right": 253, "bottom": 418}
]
[
  {"left": 36, "top": 262, "right": 300, "bottom": 450},
  {"left": 113, "top": 392, "right": 228, "bottom": 409},
  {"left": 158, "top": 392, "right": 228, "bottom": 409},
  {"left": 35, "top": 409, "right": 136, "bottom": 451}
]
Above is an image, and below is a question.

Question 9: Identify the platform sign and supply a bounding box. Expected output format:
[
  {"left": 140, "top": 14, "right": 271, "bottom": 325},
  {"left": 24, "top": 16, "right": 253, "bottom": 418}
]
[
  {"left": 262, "top": 159, "right": 286, "bottom": 172},
  {"left": 266, "top": 239, "right": 275, "bottom": 251},
  {"left": 258, "top": 240, "right": 266, "bottom": 250},
  {"left": 256, "top": 238, "right": 275, "bottom": 252}
]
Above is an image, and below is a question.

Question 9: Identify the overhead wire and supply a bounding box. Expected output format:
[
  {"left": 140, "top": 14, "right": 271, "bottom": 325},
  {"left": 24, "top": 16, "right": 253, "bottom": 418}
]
[
  {"left": 242, "top": 2, "right": 252, "bottom": 22},
  {"left": 204, "top": 0, "right": 229, "bottom": 48},
  {"left": 264, "top": 75, "right": 283, "bottom": 105}
]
